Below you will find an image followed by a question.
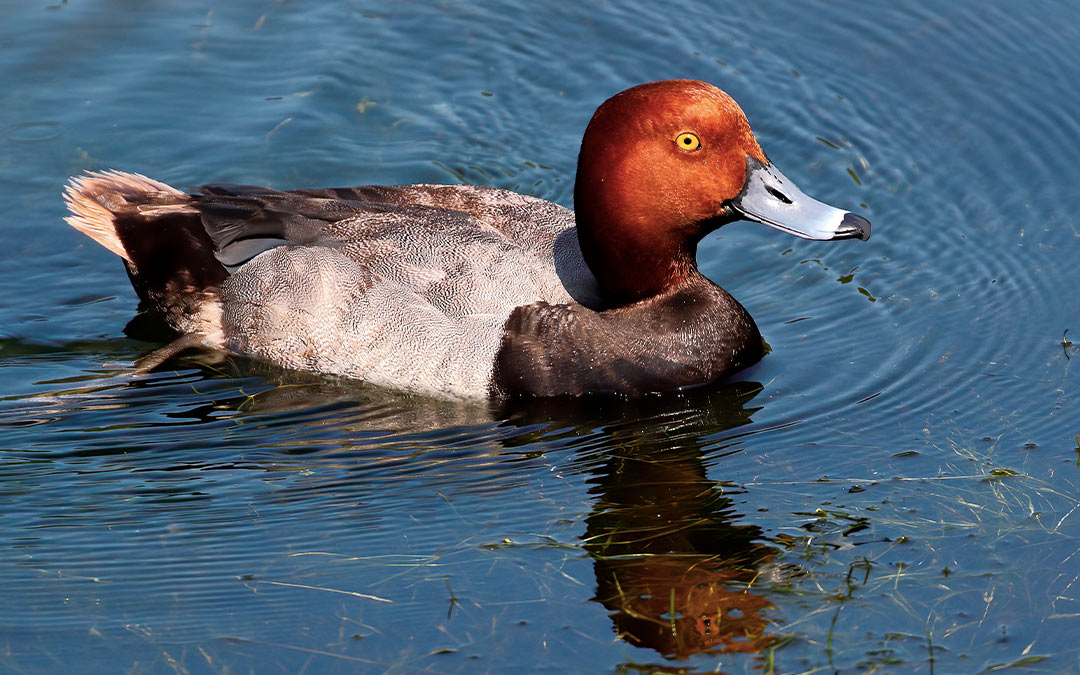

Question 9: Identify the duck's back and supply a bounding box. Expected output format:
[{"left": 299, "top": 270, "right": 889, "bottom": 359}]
[{"left": 65, "top": 174, "right": 599, "bottom": 397}]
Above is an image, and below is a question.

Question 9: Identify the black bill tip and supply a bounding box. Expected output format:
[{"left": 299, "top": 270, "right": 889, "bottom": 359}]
[{"left": 836, "top": 213, "right": 871, "bottom": 241}]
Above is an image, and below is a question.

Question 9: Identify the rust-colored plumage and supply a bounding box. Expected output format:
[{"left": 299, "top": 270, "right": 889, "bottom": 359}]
[{"left": 575, "top": 80, "right": 767, "bottom": 303}]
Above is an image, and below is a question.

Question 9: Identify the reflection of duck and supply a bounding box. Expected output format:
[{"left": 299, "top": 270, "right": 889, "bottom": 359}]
[
  {"left": 65, "top": 80, "right": 868, "bottom": 398},
  {"left": 587, "top": 449, "right": 776, "bottom": 659},
  {"left": 500, "top": 383, "right": 781, "bottom": 662},
  {"left": 560, "top": 384, "right": 780, "bottom": 662}
]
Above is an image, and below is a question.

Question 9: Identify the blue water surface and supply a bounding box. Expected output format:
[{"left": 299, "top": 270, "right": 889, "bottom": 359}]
[{"left": 3, "top": 1, "right": 1080, "bottom": 672}]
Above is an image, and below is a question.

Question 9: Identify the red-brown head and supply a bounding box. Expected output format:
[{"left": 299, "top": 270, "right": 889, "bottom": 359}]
[{"left": 573, "top": 79, "right": 869, "bottom": 304}]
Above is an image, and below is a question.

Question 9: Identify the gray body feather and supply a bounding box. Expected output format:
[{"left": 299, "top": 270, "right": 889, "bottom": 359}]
[{"left": 217, "top": 186, "right": 599, "bottom": 397}]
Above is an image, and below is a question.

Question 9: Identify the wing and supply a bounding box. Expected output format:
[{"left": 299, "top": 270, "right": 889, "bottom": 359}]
[{"left": 198, "top": 183, "right": 601, "bottom": 307}]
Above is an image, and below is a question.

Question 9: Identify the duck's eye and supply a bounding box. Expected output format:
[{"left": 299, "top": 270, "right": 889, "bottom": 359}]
[{"left": 675, "top": 132, "right": 702, "bottom": 152}]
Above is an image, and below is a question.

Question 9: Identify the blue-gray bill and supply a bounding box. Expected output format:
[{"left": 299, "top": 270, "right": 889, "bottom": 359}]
[{"left": 731, "top": 156, "right": 871, "bottom": 241}]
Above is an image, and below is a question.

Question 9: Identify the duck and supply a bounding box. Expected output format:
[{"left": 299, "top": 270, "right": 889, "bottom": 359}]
[{"left": 64, "top": 79, "right": 869, "bottom": 398}]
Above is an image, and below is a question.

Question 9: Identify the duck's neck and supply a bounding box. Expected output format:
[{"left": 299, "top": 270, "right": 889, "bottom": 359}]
[{"left": 574, "top": 198, "right": 707, "bottom": 305}]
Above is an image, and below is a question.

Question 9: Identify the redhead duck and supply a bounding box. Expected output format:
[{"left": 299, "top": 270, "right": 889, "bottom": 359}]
[{"left": 64, "top": 79, "right": 869, "bottom": 398}]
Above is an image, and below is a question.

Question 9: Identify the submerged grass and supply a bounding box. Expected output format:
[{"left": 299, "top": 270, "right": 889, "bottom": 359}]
[{"left": 740, "top": 431, "right": 1078, "bottom": 673}]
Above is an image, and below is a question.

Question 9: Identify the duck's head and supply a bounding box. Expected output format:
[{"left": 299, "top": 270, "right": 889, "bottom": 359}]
[{"left": 574, "top": 79, "right": 870, "bottom": 304}]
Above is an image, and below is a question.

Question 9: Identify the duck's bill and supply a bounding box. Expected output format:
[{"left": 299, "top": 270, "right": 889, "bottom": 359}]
[{"left": 730, "top": 156, "right": 870, "bottom": 241}]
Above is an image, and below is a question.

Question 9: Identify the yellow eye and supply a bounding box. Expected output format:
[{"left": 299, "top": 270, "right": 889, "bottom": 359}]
[{"left": 675, "top": 132, "right": 701, "bottom": 152}]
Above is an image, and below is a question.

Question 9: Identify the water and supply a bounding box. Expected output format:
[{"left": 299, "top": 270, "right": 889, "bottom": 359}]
[{"left": 2, "top": 0, "right": 1079, "bottom": 672}]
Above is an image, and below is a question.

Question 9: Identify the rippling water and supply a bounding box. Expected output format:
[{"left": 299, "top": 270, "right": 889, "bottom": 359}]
[{"left": 3, "top": 0, "right": 1080, "bottom": 672}]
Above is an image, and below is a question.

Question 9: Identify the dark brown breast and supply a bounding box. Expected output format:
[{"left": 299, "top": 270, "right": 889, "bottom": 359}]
[{"left": 490, "top": 274, "right": 764, "bottom": 397}]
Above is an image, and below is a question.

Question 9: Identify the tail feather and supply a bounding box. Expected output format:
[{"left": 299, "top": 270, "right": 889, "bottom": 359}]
[
  {"left": 64, "top": 170, "right": 189, "bottom": 261},
  {"left": 63, "top": 170, "right": 227, "bottom": 335}
]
